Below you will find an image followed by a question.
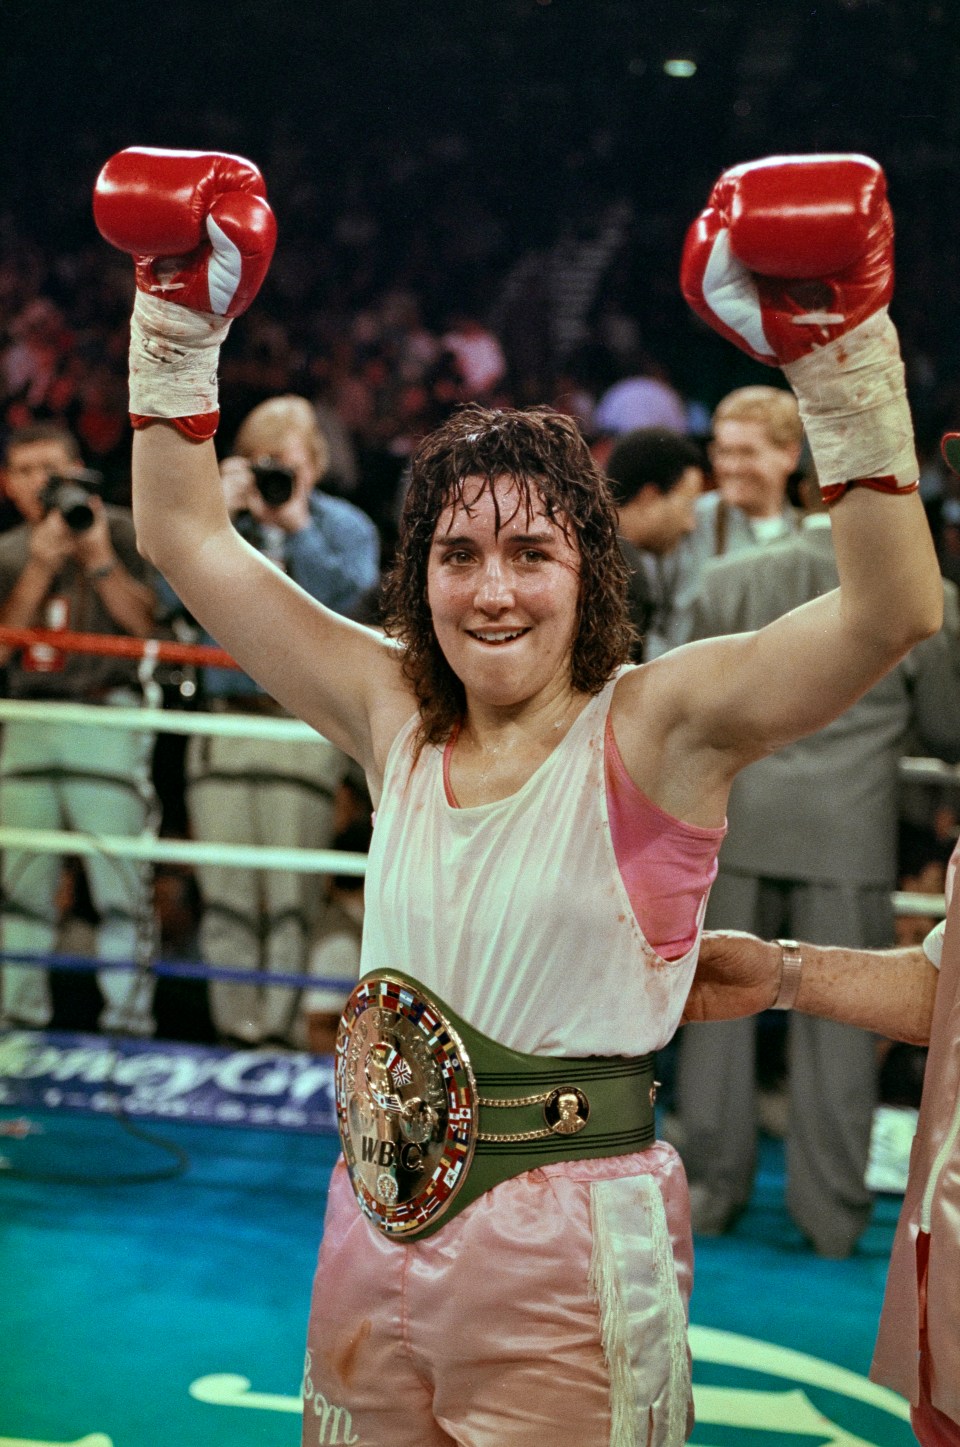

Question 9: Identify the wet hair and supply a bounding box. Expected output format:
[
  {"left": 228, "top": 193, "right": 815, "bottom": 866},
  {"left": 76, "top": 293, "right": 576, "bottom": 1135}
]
[{"left": 380, "top": 403, "right": 634, "bottom": 748}]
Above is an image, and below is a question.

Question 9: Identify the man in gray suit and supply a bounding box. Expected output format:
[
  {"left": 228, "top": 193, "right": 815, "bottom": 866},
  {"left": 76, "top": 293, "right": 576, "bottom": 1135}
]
[
  {"left": 673, "top": 503, "right": 960, "bottom": 1256},
  {"left": 662, "top": 385, "right": 803, "bottom": 651}
]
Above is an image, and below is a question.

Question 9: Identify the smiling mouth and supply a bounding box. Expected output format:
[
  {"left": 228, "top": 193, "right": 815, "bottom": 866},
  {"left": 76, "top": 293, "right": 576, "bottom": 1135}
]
[{"left": 466, "top": 628, "right": 531, "bottom": 645}]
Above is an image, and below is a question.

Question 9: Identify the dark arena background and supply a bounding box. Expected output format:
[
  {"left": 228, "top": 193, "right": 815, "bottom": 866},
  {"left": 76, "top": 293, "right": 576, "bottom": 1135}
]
[{"left": 1, "top": 2, "right": 959, "bottom": 1444}]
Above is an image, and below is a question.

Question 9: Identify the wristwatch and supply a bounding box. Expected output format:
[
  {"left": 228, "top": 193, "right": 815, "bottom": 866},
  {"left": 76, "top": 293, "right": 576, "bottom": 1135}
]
[{"left": 773, "top": 939, "right": 803, "bottom": 1011}]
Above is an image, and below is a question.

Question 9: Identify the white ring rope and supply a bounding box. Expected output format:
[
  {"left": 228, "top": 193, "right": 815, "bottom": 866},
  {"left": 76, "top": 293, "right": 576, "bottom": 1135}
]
[
  {"left": 891, "top": 891, "right": 948, "bottom": 918},
  {"left": 0, "top": 699, "right": 951, "bottom": 907},
  {"left": 0, "top": 697, "right": 321, "bottom": 741},
  {"left": 0, "top": 700, "right": 365, "bottom": 874},
  {"left": 899, "top": 755, "right": 960, "bottom": 786},
  {"left": 0, "top": 700, "right": 957, "bottom": 784},
  {"left": 0, "top": 827, "right": 942, "bottom": 910},
  {"left": 0, "top": 826, "right": 367, "bottom": 876}
]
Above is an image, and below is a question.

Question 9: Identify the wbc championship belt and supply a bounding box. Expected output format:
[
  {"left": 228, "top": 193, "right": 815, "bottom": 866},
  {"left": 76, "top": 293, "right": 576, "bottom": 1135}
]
[
  {"left": 336, "top": 970, "right": 658, "bottom": 1242},
  {"left": 335, "top": 972, "right": 479, "bottom": 1240}
]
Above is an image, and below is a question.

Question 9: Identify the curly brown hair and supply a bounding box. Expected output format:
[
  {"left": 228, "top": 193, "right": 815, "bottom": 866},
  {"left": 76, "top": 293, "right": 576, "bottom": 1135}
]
[{"left": 380, "top": 404, "right": 635, "bottom": 747}]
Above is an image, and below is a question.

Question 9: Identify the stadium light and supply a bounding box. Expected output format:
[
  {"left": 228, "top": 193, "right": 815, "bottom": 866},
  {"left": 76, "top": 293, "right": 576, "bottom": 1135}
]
[{"left": 664, "top": 58, "right": 697, "bottom": 78}]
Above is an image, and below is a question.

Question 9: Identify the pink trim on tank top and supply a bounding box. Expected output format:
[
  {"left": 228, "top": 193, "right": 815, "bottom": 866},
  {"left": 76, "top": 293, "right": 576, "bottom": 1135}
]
[
  {"left": 604, "top": 714, "right": 725, "bottom": 958},
  {"left": 441, "top": 715, "right": 725, "bottom": 959}
]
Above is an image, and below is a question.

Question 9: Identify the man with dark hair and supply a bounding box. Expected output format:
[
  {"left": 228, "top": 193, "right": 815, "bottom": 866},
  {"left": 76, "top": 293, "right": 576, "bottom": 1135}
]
[
  {"left": 603, "top": 427, "right": 706, "bottom": 658},
  {"left": 0, "top": 420, "right": 158, "bottom": 1034}
]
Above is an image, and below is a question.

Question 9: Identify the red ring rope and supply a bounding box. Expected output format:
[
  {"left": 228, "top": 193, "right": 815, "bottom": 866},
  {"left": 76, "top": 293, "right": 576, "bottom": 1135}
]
[{"left": 0, "top": 625, "right": 240, "bottom": 669}]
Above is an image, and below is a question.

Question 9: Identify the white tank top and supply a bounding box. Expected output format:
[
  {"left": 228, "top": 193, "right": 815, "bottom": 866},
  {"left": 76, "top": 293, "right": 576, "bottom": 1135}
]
[{"left": 361, "top": 675, "right": 709, "bottom": 1057}]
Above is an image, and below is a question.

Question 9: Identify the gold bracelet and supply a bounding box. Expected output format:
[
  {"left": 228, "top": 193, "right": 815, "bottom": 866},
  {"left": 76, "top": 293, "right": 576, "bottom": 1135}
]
[{"left": 772, "top": 938, "right": 803, "bottom": 1011}]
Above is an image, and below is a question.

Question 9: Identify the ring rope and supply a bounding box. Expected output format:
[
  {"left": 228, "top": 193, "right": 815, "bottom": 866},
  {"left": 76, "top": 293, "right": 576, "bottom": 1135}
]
[
  {"left": 0, "top": 698, "right": 323, "bottom": 741},
  {"left": 0, "top": 634, "right": 950, "bottom": 912},
  {"left": 0, "top": 627, "right": 957, "bottom": 785},
  {"left": 0, "top": 825, "right": 367, "bottom": 876},
  {"left": 0, "top": 624, "right": 240, "bottom": 669},
  {"left": 0, "top": 947, "right": 356, "bottom": 995},
  {"left": 891, "top": 890, "right": 947, "bottom": 918},
  {"left": 0, "top": 699, "right": 956, "bottom": 782},
  {"left": 899, "top": 755, "right": 960, "bottom": 786},
  {"left": 0, "top": 823, "right": 942, "bottom": 911}
]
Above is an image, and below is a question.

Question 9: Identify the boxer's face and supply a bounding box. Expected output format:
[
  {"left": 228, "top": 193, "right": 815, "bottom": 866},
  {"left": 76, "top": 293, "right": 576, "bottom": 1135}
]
[
  {"left": 4, "top": 439, "right": 77, "bottom": 523},
  {"left": 427, "top": 474, "right": 581, "bottom": 708},
  {"left": 710, "top": 419, "right": 799, "bottom": 519}
]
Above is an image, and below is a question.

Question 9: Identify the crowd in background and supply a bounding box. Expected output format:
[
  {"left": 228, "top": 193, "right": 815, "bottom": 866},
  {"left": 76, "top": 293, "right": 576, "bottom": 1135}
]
[{"left": 5, "top": 0, "right": 960, "bottom": 552}]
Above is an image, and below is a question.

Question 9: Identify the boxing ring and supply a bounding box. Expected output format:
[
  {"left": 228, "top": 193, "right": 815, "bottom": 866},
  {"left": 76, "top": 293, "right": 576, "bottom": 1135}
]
[{"left": 0, "top": 625, "right": 948, "bottom": 1447}]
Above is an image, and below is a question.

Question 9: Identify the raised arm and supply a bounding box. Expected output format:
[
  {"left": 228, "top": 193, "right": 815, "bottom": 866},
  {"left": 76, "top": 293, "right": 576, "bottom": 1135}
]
[
  {"left": 617, "top": 155, "right": 942, "bottom": 824},
  {"left": 94, "top": 148, "right": 414, "bottom": 784},
  {"left": 694, "top": 158, "right": 941, "bottom": 713}
]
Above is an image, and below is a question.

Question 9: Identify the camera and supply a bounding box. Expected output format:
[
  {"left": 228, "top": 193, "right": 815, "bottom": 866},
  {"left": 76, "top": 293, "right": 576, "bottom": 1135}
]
[
  {"left": 40, "top": 469, "right": 104, "bottom": 533},
  {"left": 250, "top": 456, "right": 295, "bottom": 508}
]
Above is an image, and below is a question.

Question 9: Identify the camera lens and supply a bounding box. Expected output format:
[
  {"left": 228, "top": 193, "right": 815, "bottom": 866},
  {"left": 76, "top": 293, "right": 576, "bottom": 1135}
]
[
  {"left": 41, "top": 469, "right": 102, "bottom": 532},
  {"left": 57, "top": 486, "right": 95, "bottom": 532},
  {"left": 251, "top": 457, "right": 295, "bottom": 508}
]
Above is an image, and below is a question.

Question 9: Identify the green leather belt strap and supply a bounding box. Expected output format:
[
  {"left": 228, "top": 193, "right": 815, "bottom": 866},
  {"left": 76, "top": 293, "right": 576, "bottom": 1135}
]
[{"left": 381, "top": 970, "right": 657, "bottom": 1232}]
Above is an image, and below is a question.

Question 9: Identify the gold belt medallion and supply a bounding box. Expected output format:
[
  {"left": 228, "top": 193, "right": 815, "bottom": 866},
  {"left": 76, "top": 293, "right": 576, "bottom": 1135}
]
[{"left": 335, "top": 973, "right": 479, "bottom": 1238}]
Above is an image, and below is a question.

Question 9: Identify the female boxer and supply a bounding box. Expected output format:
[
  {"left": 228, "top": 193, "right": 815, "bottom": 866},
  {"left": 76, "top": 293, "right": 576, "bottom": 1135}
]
[{"left": 94, "top": 146, "right": 941, "bottom": 1446}]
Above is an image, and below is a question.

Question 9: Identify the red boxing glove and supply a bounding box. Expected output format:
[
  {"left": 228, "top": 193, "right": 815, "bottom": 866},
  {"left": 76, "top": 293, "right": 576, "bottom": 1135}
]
[
  {"left": 93, "top": 148, "right": 277, "bottom": 439},
  {"left": 94, "top": 147, "right": 276, "bottom": 318},
  {"left": 680, "top": 153, "right": 892, "bottom": 366},
  {"left": 681, "top": 153, "right": 917, "bottom": 501}
]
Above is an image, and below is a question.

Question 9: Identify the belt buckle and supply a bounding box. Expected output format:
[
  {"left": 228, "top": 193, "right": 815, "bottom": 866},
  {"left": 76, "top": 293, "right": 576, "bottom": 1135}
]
[{"left": 335, "top": 972, "right": 479, "bottom": 1239}]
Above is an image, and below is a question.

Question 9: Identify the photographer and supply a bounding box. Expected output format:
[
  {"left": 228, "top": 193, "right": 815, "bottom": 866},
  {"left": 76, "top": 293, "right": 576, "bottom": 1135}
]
[
  {"left": 180, "top": 394, "right": 379, "bottom": 1046},
  {"left": 0, "top": 420, "right": 158, "bottom": 1034}
]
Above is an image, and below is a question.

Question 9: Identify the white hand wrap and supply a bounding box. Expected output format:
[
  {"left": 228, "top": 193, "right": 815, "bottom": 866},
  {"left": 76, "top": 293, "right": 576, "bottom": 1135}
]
[
  {"left": 129, "top": 289, "right": 232, "bottom": 419},
  {"left": 782, "top": 309, "right": 918, "bottom": 494}
]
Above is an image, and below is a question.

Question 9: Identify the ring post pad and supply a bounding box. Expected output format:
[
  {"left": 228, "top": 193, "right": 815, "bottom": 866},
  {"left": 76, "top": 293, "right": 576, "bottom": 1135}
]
[{"left": 335, "top": 970, "right": 656, "bottom": 1241}]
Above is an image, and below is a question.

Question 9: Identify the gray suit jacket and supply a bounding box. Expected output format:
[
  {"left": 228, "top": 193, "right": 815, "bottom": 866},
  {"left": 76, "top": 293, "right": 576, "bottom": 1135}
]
[
  {"left": 662, "top": 489, "right": 801, "bottom": 651},
  {"left": 691, "top": 517, "right": 960, "bottom": 885}
]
